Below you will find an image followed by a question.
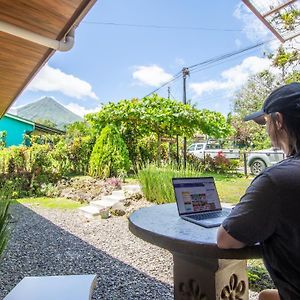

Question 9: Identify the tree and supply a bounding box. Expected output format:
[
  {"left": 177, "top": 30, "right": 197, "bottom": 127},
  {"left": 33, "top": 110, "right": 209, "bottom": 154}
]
[
  {"left": 233, "top": 70, "right": 281, "bottom": 119},
  {"left": 231, "top": 71, "right": 280, "bottom": 149},
  {"left": 89, "top": 125, "right": 131, "bottom": 178},
  {"left": 66, "top": 121, "right": 92, "bottom": 138},
  {"left": 231, "top": 45, "right": 300, "bottom": 149},
  {"left": 269, "top": 46, "right": 300, "bottom": 81},
  {"left": 86, "top": 95, "right": 233, "bottom": 166}
]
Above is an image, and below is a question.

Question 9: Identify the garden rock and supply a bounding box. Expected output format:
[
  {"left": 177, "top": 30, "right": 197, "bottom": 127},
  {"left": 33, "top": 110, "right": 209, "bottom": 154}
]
[
  {"left": 111, "top": 202, "right": 126, "bottom": 216},
  {"left": 56, "top": 176, "right": 122, "bottom": 203}
]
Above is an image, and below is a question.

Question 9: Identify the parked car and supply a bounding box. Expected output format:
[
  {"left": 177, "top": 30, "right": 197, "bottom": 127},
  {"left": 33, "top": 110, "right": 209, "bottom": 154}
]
[
  {"left": 247, "top": 148, "right": 285, "bottom": 175},
  {"left": 187, "top": 142, "right": 240, "bottom": 160}
]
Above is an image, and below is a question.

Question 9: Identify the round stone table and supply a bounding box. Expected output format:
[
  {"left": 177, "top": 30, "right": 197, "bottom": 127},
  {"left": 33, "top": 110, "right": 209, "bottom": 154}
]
[{"left": 129, "top": 203, "right": 262, "bottom": 300}]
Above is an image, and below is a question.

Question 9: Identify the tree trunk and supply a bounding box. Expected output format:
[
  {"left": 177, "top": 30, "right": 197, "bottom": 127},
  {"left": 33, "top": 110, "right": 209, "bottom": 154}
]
[{"left": 157, "top": 134, "right": 161, "bottom": 166}]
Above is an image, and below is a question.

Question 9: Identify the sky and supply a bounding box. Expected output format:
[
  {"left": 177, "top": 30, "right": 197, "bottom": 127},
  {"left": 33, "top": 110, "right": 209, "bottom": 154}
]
[{"left": 11, "top": 0, "right": 299, "bottom": 117}]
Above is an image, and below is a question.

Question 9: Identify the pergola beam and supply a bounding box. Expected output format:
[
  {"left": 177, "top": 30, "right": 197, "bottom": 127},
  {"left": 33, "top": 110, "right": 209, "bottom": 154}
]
[
  {"left": 263, "top": 0, "right": 297, "bottom": 17},
  {"left": 242, "top": 0, "right": 285, "bottom": 42}
]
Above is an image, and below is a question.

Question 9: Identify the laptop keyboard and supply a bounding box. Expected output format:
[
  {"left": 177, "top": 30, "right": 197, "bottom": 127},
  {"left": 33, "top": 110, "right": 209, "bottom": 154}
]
[{"left": 188, "top": 211, "right": 228, "bottom": 220}]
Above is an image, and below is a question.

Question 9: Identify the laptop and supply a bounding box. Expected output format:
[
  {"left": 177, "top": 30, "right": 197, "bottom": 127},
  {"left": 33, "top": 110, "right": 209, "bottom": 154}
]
[{"left": 172, "top": 177, "right": 232, "bottom": 228}]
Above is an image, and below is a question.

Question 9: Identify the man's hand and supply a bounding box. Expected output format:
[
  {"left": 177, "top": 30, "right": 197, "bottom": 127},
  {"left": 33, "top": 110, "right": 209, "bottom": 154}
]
[{"left": 217, "top": 225, "right": 246, "bottom": 249}]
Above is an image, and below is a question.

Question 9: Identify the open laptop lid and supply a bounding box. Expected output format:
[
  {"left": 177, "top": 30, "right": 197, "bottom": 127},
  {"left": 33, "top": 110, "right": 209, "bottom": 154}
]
[{"left": 172, "top": 177, "right": 221, "bottom": 216}]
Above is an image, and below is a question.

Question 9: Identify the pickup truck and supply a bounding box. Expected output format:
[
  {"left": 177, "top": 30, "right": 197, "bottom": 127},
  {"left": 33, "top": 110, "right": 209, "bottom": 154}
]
[
  {"left": 247, "top": 148, "right": 285, "bottom": 175},
  {"left": 187, "top": 142, "right": 240, "bottom": 160}
]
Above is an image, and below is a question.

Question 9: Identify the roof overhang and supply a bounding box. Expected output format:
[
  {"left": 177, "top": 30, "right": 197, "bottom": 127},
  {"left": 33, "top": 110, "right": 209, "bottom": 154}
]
[{"left": 0, "top": 0, "right": 96, "bottom": 117}]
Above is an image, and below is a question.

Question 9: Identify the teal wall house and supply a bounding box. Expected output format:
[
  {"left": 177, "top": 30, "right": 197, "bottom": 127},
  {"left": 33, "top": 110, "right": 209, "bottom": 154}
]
[{"left": 0, "top": 113, "right": 65, "bottom": 147}]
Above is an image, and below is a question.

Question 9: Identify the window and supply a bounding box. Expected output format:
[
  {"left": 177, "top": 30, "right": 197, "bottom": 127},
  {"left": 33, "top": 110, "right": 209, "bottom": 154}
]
[{"left": 196, "top": 144, "right": 204, "bottom": 150}]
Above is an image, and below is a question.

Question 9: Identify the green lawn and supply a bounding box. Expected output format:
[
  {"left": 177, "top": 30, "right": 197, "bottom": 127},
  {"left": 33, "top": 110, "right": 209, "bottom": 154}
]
[
  {"left": 214, "top": 175, "right": 253, "bottom": 204},
  {"left": 13, "top": 197, "right": 84, "bottom": 209}
]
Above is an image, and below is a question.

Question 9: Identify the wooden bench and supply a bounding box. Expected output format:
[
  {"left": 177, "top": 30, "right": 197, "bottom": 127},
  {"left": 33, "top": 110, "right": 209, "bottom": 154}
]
[{"left": 4, "top": 274, "right": 97, "bottom": 300}]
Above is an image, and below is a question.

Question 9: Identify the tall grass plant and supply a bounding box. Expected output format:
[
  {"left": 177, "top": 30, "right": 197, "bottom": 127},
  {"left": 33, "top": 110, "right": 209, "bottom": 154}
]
[
  {"left": 138, "top": 164, "right": 201, "bottom": 204},
  {"left": 138, "top": 164, "right": 250, "bottom": 204}
]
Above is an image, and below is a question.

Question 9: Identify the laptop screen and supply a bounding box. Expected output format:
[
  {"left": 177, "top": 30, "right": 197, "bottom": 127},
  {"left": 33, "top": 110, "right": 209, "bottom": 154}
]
[{"left": 172, "top": 177, "right": 221, "bottom": 215}]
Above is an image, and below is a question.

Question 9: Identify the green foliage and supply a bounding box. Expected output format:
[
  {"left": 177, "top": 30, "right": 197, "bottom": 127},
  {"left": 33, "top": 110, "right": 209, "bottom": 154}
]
[
  {"left": 285, "top": 70, "right": 300, "bottom": 84},
  {"left": 66, "top": 121, "right": 92, "bottom": 138},
  {"left": 270, "top": 46, "right": 300, "bottom": 81},
  {"left": 0, "top": 199, "right": 9, "bottom": 258},
  {"left": 279, "top": 9, "right": 300, "bottom": 30},
  {"left": 66, "top": 136, "right": 94, "bottom": 174},
  {"left": 86, "top": 95, "right": 233, "bottom": 168},
  {"left": 35, "top": 118, "right": 57, "bottom": 128},
  {"left": 233, "top": 71, "right": 280, "bottom": 119},
  {"left": 89, "top": 125, "right": 131, "bottom": 178},
  {"left": 0, "top": 131, "right": 95, "bottom": 198},
  {"left": 138, "top": 164, "right": 241, "bottom": 204},
  {"left": 272, "top": 46, "right": 300, "bottom": 69},
  {"left": 0, "top": 185, "right": 10, "bottom": 258},
  {"left": 15, "top": 197, "right": 83, "bottom": 210},
  {"left": 198, "top": 109, "right": 233, "bottom": 139},
  {"left": 230, "top": 116, "right": 270, "bottom": 149},
  {"left": 0, "top": 131, "right": 6, "bottom": 149},
  {"left": 231, "top": 46, "right": 300, "bottom": 149},
  {"left": 187, "top": 153, "right": 239, "bottom": 174},
  {"left": 138, "top": 164, "right": 198, "bottom": 203},
  {"left": 247, "top": 260, "right": 275, "bottom": 292},
  {"left": 231, "top": 71, "right": 281, "bottom": 149},
  {"left": 139, "top": 164, "right": 250, "bottom": 204}
]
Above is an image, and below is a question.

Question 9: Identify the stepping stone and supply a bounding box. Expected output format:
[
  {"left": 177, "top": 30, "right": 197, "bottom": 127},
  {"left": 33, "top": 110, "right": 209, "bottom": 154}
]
[
  {"left": 90, "top": 198, "right": 120, "bottom": 208},
  {"left": 111, "top": 190, "right": 125, "bottom": 197},
  {"left": 78, "top": 206, "right": 104, "bottom": 218},
  {"left": 102, "top": 194, "right": 126, "bottom": 202},
  {"left": 122, "top": 184, "right": 141, "bottom": 194}
]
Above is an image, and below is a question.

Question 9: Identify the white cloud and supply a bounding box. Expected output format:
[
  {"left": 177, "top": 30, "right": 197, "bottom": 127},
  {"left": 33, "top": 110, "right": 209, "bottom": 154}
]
[
  {"left": 132, "top": 65, "right": 173, "bottom": 87},
  {"left": 27, "top": 64, "right": 98, "bottom": 100},
  {"left": 64, "top": 103, "right": 101, "bottom": 117},
  {"left": 233, "top": 3, "right": 271, "bottom": 43},
  {"left": 190, "top": 56, "right": 273, "bottom": 97},
  {"left": 234, "top": 3, "right": 300, "bottom": 53}
]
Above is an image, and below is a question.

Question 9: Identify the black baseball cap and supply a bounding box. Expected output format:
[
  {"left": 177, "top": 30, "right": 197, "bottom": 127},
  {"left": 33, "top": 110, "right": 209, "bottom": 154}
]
[{"left": 244, "top": 82, "right": 300, "bottom": 125}]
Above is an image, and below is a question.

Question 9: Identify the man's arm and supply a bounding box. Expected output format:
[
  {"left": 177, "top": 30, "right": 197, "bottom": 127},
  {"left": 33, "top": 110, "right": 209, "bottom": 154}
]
[{"left": 217, "top": 225, "right": 246, "bottom": 249}]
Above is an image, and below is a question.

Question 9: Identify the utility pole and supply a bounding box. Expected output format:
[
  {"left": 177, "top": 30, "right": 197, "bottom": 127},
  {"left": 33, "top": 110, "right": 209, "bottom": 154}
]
[
  {"left": 167, "top": 86, "right": 170, "bottom": 100},
  {"left": 182, "top": 67, "right": 190, "bottom": 169}
]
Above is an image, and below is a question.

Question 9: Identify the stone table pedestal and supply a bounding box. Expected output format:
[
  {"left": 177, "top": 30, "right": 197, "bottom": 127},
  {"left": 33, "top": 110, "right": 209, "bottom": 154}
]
[{"left": 129, "top": 203, "right": 261, "bottom": 300}]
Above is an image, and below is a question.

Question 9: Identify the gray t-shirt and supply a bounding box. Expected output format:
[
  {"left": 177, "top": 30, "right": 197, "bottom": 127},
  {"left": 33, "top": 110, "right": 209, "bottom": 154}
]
[{"left": 222, "top": 156, "right": 300, "bottom": 300}]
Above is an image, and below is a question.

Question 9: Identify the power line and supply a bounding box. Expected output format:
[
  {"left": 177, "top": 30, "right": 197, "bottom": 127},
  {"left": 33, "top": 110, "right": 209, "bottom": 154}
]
[
  {"left": 83, "top": 21, "right": 243, "bottom": 32},
  {"left": 189, "top": 47, "right": 262, "bottom": 76},
  {"left": 143, "top": 72, "right": 182, "bottom": 98},
  {"left": 187, "top": 40, "right": 272, "bottom": 71},
  {"left": 142, "top": 39, "right": 272, "bottom": 98}
]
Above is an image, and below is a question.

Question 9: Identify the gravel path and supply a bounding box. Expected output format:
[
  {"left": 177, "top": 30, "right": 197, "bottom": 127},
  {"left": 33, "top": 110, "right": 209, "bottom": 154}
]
[{"left": 0, "top": 202, "right": 258, "bottom": 300}]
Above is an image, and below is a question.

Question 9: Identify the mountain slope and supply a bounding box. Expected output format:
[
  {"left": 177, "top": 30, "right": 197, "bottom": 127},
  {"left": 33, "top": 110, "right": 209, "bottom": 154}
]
[{"left": 15, "top": 97, "right": 82, "bottom": 129}]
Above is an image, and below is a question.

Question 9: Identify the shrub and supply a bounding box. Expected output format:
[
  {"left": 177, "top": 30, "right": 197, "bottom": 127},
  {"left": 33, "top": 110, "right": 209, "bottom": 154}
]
[
  {"left": 186, "top": 153, "right": 239, "bottom": 174},
  {"left": 247, "top": 260, "right": 275, "bottom": 292},
  {"left": 105, "top": 177, "right": 122, "bottom": 189},
  {"left": 0, "top": 188, "right": 10, "bottom": 258},
  {"left": 89, "top": 125, "right": 131, "bottom": 178}
]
